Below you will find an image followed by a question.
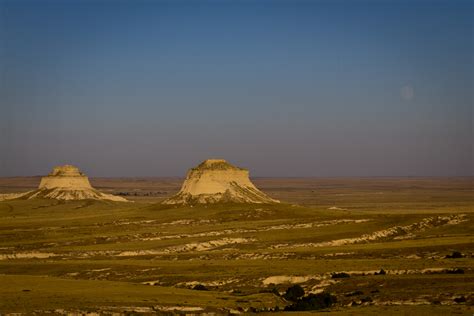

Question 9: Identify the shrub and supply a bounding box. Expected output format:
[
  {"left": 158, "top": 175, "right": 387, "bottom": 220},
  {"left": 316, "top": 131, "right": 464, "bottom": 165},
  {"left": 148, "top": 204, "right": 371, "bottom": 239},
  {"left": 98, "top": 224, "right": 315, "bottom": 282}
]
[
  {"left": 283, "top": 284, "right": 305, "bottom": 302},
  {"left": 284, "top": 292, "right": 337, "bottom": 311},
  {"left": 331, "top": 272, "right": 350, "bottom": 279},
  {"left": 454, "top": 296, "right": 466, "bottom": 303},
  {"left": 446, "top": 251, "right": 464, "bottom": 259},
  {"left": 192, "top": 284, "right": 208, "bottom": 291}
]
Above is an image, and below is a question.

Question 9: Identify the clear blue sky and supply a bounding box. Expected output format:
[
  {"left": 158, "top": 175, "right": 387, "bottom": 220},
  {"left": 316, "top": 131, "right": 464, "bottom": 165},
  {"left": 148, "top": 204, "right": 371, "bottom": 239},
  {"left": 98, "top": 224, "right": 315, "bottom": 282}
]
[{"left": 1, "top": 0, "right": 472, "bottom": 177}]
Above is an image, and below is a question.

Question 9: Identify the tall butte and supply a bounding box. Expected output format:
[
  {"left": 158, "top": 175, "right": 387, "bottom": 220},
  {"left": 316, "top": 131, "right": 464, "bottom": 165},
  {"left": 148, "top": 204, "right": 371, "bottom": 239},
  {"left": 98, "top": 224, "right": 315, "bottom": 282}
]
[
  {"left": 162, "top": 159, "right": 279, "bottom": 205},
  {"left": 1, "top": 165, "right": 127, "bottom": 202}
]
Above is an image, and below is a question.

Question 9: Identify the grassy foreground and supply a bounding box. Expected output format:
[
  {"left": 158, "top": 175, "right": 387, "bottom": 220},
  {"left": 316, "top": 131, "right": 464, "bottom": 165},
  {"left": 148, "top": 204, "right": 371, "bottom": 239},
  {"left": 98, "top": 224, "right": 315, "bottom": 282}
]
[{"left": 0, "top": 177, "right": 472, "bottom": 314}]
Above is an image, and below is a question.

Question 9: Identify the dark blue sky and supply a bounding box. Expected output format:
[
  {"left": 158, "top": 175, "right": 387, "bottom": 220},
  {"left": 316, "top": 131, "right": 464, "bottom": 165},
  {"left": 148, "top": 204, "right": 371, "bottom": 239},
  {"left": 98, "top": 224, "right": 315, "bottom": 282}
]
[{"left": 1, "top": 0, "right": 472, "bottom": 177}]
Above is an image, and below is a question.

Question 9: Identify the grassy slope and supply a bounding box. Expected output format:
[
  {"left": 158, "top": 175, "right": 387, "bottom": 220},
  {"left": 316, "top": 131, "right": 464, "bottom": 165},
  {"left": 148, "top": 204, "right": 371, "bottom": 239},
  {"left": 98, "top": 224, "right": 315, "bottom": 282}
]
[{"left": 0, "top": 274, "right": 282, "bottom": 312}]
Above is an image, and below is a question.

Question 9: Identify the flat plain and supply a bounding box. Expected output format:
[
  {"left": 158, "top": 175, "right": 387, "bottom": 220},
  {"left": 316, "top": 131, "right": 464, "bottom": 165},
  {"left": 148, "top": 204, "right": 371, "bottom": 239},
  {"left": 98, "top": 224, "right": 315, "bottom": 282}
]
[{"left": 0, "top": 177, "right": 472, "bottom": 314}]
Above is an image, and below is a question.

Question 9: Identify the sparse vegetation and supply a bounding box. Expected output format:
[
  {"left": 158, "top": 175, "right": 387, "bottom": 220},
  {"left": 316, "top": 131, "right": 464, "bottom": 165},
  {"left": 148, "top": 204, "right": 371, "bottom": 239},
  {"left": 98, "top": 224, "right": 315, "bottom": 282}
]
[{"left": 0, "top": 177, "right": 472, "bottom": 314}]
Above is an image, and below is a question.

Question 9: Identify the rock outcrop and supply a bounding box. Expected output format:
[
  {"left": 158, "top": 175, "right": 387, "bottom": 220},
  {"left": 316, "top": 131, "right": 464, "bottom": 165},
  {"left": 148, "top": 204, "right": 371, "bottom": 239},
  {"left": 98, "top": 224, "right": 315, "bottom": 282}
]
[
  {"left": 0, "top": 165, "right": 127, "bottom": 202},
  {"left": 162, "top": 159, "right": 279, "bottom": 205}
]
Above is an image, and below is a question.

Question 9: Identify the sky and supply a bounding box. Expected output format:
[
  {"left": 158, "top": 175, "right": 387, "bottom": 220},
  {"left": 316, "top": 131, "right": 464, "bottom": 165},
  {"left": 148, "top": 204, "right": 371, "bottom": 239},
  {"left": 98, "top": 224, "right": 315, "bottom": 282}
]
[{"left": 0, "top": 0, "right": 472, "bottom": 177}]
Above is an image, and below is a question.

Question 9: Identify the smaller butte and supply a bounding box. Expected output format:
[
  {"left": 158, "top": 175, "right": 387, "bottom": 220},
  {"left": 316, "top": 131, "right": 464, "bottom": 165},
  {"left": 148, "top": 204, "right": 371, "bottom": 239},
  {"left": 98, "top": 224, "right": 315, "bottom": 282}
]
[{"left": 0, "top": 165, "right": 127, "bottom": 202}]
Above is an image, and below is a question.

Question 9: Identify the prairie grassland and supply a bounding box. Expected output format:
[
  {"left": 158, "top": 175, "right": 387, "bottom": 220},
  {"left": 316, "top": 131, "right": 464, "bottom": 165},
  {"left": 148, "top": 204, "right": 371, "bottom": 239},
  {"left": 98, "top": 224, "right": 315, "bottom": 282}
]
[{"left": 0, "top": 177, "right": 472, "bottom": 314}]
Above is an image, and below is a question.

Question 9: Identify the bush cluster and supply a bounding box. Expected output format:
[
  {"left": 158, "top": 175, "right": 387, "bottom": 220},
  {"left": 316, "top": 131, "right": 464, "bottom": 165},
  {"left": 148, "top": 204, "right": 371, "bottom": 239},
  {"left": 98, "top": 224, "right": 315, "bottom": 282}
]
[{"left": 281, "top": 284, "right": 337, "bottom": 311}]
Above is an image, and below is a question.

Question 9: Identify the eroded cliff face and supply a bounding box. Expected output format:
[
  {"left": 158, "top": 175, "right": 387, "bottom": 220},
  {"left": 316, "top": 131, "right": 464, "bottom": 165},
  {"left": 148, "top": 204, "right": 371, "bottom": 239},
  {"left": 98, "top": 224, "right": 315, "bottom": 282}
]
[
  {"left": 0, "top": 165, "right": 127, "bottom": 202},
  {"left": 38, "top": 165, "right": 93, "bottom": 190},
  {"left": 162, "top": 159, "right": 279, "bottom": 205}
]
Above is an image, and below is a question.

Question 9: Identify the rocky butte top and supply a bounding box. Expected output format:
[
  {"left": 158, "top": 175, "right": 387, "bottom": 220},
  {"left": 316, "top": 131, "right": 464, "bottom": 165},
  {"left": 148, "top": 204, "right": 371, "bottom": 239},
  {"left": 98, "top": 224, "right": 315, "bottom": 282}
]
[
  {"left": 194, "top": 159, "right": 243, "bottom": 170},
  {"left": 162, "top": 159, "right": 279, "bottom": 205},
  {"left": 50, "top": 165, "right": 84, "bottom": 176}
]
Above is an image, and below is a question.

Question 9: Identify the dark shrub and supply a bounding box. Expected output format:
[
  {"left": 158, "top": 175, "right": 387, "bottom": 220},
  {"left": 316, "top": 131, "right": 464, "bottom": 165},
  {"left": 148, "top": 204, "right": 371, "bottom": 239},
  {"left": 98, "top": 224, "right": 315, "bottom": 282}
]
[
  {"left": 360, "top": 296, "right": 372, "bottom": 303},
  {"left": 192, "top": 284, "right": 208, "bottom": 291},
  {"left": 446, "top": 251, "right": 464, "bottom": 259},
  {"left": 331, "top": 272, "right": 350, "bottom": 279},
  {"left": 283, "top": 284, "right": 305, "bottom": 302},
  {"left": 446, "top": 268, "right": 464, "bottom": 274},
  {"left": 375, "top": 269, "right": 386, "bottom": 275},
  {"left": 284, "top": 292, "right": 337, "bottom": 311},
  {"left": 454, "top": 296, "right": 466, "bottom": 303}
]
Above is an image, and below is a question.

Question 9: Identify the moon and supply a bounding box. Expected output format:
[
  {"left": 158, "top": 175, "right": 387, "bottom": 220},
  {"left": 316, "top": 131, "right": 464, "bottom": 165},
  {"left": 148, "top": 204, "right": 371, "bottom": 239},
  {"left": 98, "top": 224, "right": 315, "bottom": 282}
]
[{"left": 401, "top": 85, "right": 414, "bottom": 101}]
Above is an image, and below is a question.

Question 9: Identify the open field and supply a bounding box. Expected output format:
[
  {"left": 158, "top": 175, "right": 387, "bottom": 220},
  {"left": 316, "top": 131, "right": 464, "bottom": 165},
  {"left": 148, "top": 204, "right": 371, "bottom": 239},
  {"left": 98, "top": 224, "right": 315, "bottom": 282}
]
[{"left": 0, "top": 177, "right": 473, "bottom": 314}]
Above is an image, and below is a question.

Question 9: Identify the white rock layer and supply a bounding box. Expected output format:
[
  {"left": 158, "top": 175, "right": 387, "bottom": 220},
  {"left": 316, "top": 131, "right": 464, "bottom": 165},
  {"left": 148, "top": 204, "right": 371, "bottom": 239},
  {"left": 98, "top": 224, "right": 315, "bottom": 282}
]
[{"left": 163, "top": 159, "right": 279, "bottom": 205}]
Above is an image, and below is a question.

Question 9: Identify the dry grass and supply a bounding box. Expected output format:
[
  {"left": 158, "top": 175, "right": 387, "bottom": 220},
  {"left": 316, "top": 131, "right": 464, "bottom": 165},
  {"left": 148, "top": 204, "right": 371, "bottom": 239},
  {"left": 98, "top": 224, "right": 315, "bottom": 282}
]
[{"left": 0, "top": 177, "right": 472, "bottom": 314}]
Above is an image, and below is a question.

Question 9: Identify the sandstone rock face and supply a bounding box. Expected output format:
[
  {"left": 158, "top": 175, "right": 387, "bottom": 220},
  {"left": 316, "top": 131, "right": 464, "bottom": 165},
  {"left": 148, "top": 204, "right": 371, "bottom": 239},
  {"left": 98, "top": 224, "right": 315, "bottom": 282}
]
[
  {"left": 0, "top": 165, "right": 127, "bottom": 202},
  {"left": 39, "top": 165, "right": 93, "bottom": 190},
  {"left": 163, "top": 159, "right": 279, "bottom": 205}
]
